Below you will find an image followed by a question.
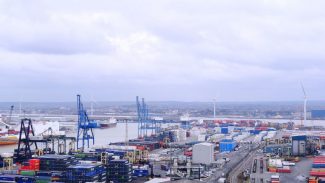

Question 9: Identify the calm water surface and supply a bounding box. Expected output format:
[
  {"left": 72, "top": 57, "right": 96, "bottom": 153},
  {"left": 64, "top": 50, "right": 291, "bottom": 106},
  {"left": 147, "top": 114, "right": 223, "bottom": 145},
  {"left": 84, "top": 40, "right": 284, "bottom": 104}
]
[{"left": 0, "top": 123, "right": 178, "bottom": 153}]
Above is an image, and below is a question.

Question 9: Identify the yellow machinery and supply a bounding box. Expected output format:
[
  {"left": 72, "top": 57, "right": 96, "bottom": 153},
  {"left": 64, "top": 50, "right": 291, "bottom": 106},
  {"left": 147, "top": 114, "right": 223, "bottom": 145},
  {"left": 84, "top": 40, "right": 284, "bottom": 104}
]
[
  {"left": 125, "top": 149, "right": 149, "bottom": 164},
  {"left": 2, "top": 157, "right": 13, "bottom": 170},
  {"left": 35, "top": 149, "right": 44, "bottom": 156}
]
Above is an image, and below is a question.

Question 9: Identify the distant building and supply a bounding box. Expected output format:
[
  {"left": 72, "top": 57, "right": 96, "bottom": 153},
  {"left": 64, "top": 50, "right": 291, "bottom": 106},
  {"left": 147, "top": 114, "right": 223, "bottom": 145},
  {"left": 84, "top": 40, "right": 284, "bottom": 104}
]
[{"left": 311, "top": 110, "right": 325, "bottom": 119}]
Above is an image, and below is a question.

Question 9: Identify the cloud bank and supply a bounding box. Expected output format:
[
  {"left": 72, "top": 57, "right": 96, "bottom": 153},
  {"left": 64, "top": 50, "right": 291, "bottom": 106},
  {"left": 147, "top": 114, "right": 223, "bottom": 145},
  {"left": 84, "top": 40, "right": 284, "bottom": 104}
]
[{"left": 0, "top": 0, "right": 324, "bottom": 101}]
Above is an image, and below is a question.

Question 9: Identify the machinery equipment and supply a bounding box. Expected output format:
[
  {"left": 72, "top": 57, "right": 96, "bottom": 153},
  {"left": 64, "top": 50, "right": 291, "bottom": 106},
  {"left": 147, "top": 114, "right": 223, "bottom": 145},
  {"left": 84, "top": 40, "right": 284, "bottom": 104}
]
[
  {"left": 76, "top": 94, "right": 98, "bottom": 151},
  {"left": 136, "top": 96, "right": 161, "bottom": 138}
]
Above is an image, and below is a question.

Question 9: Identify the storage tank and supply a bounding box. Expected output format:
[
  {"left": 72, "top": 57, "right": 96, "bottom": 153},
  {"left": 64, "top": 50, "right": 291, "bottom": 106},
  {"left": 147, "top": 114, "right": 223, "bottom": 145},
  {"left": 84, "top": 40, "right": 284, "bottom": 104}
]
[{"left": 192, "top": 142, "right": 215, "bottom": 165}]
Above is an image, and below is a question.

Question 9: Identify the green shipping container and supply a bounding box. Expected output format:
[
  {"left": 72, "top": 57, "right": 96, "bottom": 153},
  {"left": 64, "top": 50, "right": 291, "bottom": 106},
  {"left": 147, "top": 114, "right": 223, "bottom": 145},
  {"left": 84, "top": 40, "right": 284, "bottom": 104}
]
[
  {"left": 75, "top": 153, "right": 87, "bottom": 158},
  {"left": 36, "top": 180, "right": 49, "bottom": 183},
  {"left": 20, "top": 170, "right": 36, "bottom": 176}
]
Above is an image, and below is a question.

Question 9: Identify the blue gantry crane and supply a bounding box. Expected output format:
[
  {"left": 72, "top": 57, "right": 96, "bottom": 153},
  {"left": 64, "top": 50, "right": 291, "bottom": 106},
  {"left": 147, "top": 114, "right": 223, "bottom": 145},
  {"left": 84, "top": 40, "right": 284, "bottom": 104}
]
[
  {"left": 136, "top": 96, "right": 161, "bottom": 138},
  {"left": 77, "top": 94, "right": 98, "bottom": 151}
]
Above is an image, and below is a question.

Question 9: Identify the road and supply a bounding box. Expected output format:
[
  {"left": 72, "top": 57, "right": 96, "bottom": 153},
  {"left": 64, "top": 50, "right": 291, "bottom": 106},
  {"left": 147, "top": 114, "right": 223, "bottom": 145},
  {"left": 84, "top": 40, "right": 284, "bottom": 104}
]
[
  {"left": 205, "top": 137, "right": 260, "bottom": 183},
  {"left": 228, "top": 150, "right": 256, "bottom": 183},
  {"left": 227, "top": 140, "right": 265, "bottom": 183}
]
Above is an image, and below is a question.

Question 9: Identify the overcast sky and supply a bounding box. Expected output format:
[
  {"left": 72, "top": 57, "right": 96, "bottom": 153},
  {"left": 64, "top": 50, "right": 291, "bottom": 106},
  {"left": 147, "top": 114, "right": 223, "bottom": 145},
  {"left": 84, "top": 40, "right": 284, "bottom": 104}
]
[{"left": 0, "top": 0, "right": 324, "bottom": 102}]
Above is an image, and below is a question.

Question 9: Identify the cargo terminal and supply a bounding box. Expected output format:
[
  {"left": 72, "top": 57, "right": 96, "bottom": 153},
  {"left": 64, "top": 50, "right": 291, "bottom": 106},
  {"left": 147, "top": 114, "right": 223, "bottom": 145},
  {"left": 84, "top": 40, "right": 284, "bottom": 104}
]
[{"left": 0, "top": 96, "right": 325, "bottom": 183}]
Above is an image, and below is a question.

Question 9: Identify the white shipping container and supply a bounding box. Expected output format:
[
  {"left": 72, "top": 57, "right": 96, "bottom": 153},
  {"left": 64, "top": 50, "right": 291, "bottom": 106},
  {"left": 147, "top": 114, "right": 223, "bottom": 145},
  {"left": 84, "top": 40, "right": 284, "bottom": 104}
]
[
  {"left": 228, "top": 126, "right": 235, "bottom": 133},
  {"left": 197, "top": 134, "right": 206, "bottom": 141},
  {"left": 192, "top": 142, "right": 215, "bottom": 165},
  {"left": 214, "top": 127, "right": 221, "bottom": 133},
  {"left": 179, "top": 129, "right": 187, "bottom": 142}
]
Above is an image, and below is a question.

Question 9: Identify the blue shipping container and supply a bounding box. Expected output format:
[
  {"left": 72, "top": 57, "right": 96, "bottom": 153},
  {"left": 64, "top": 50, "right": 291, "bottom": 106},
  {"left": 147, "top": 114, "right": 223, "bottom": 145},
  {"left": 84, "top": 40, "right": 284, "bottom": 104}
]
[
  {"left": 219, "top": 141, "right": 236, "bottom": 152},
  {"left": 292, "top": 135, "right": 307, "bottom": 141},
  {"left": 133, "top": 169, "right": 149, "bottom": 177},
  {"left": 312, "top": 163, "right": 325, "bottom": 168},
  {"left": 0, "top": 175, "right": 16, "bottom": 181},
  {"left": 221, "top": 139, "right": 233, "bottom": 142},
  {"left": 16, "top": 176, "right": 35, "bottom": 183},
  {"left": 221, "top": 127, "right": 228, "bottom": 134},
  {"left": 250, "top": 130, "right": 261, "bottom": 135}
]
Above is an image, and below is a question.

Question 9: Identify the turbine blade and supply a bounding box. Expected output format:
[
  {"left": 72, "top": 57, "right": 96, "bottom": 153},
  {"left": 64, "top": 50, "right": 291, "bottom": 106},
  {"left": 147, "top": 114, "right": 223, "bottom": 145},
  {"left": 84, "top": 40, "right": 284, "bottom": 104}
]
[{"left": 300, "top": 81, "right": 307, "bottom": 97}]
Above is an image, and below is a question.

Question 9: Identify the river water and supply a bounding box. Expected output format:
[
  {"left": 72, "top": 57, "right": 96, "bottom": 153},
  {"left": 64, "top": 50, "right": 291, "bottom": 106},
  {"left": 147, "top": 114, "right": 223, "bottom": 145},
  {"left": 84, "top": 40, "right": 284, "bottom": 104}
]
[{"left": 0, "top": 122, "right": 179, "bottom": 154}]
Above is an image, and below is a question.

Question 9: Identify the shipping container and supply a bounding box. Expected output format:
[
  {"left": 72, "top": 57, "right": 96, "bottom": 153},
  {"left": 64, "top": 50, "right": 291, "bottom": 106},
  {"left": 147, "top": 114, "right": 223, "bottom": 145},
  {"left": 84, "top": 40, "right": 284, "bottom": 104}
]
[
  {"left": 0, "top": 175, "right": 16, "bottom": 182},
  {"left": 133, "top": 169, "right": 149, "bottom": 177},
  {"left": 313, "top": 164, "right": 325, "bottom": 168},
  {"left": 20, "top": 170, "right": 36, "bottom": 176},
  {"left": 292, "top": 139, "right": 306, "bottom": 156},
  {"left": 221, "top": 127, "right": 228, "bottom": 134},
  {"left": 292, "top": 135, "right": 307, "bottom": 141},
  {"left": 219, "top": 139, "right": 236, "bottom": 152},
  {"left": 192, "top": 142, "right": 215, "bottom": 165},
  {"left": 249, "top": 130, "right": 261, "bottom": 135}
]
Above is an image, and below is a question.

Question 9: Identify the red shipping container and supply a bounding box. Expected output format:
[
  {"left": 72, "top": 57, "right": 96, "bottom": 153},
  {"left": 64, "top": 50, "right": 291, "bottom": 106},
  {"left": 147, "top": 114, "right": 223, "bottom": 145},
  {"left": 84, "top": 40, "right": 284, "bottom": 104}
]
[
  {"left": 29, "top": 159, "right": 40, "bottom": 170},
  {"left": 277, "top": 168, "right": 291, "bottom": 173},
  {"left": 29, "top": 159, "right": 40, "bottom": 164},
  {"left": 136, "top": 146, "right": 145, "bottom": 151},
  {"left": 310, "top": 171, "right": 325, "bottom": 177}
]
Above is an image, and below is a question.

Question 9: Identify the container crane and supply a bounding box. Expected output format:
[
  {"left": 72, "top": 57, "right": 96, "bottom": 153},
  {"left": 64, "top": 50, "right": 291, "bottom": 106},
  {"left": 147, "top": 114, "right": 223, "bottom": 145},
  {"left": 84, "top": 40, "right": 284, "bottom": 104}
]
[
  {"left": 0, "top": 120, "right": 11, "bottom": 129},
  {"left": 136, "top": 96, "right": 160, "bottom": 138},
  {"left": 15, "top": 118, "right": 38, "bottom": 163},
  {"left": 8, "top": 105, "right": 14, "bottom": 125},
  {"left": 76, "top": 94, "right": 98, "bottom": 151},
  {"left": 0, "top": 105, "right": 14, "bottom": 130}
]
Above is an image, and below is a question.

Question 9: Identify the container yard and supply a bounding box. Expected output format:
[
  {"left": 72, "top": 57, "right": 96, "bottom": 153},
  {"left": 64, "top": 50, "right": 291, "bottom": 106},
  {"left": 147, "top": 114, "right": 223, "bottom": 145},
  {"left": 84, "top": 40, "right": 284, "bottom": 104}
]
[{"left": 0, "top": 96, "right": 325, "bottom": 183}]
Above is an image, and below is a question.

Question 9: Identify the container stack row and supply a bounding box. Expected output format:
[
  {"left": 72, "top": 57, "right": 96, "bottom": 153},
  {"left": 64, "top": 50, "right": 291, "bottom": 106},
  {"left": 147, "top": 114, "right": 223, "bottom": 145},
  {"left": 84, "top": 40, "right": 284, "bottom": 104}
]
[
  {"left": 107, "top": 159, "right": 132, "bottom": 182},
  {"left": 268, "top": 159, "right": 291, "bottom": 173},
  {"left": 0, "top": 175, "right": 36, "bottom": 183},
  {"left": 66, "top": 164, "right": 106, "bottom": 183},
  {"left": 39, "top": 155, "right": 77, "bottom": 171},
  {"left": 309, "top": 156, "right": 325, "bottom": 179},
  {"left": 74, "top": 152, "right": 101, "bottom": 161}
]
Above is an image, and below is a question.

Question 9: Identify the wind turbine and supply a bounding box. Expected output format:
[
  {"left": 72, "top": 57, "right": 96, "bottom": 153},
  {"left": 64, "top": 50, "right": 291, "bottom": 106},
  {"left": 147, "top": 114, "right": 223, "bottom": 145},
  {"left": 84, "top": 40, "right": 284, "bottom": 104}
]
[
  {"left": 213, "top": 98, "right": 216, "bottom": 118},
  {"left": 300, "top": 82, "right": 307, "bottom": 126},
  {"left": 90, "top": 95, "right": 98, "bottom": 117},
  {"left": 90, "top": 100, "right": 94, "bottom": 116}
]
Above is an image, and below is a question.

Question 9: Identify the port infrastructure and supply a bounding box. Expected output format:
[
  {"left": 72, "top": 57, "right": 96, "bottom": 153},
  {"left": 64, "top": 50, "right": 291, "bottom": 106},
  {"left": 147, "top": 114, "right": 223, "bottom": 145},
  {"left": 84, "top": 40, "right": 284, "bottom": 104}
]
[
  {"left": 136, "top": 96, "right": 161, "bottom": 138},
  {"left": 15, "top": 118, "right": 41, "bottom": 163},
  {"left": 76, "top": 94, "right": 97, "bottom": 151}
]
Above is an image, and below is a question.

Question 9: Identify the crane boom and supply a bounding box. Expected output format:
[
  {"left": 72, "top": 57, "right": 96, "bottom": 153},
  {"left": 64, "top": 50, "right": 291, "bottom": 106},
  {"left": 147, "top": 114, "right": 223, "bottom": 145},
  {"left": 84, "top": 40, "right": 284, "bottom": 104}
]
[
  {"left": 8, "top": 105, "right": 14, "bottom": 124},
  {"left": 0, "top": 120, "right": 11, "bottom": 129}
]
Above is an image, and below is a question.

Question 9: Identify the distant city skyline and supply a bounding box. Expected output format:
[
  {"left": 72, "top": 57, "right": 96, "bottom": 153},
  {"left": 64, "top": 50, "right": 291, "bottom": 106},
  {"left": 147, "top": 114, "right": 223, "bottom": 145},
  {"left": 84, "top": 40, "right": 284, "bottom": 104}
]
[{"left": 0, "top": 1, "right": 325, "bottom": 102}]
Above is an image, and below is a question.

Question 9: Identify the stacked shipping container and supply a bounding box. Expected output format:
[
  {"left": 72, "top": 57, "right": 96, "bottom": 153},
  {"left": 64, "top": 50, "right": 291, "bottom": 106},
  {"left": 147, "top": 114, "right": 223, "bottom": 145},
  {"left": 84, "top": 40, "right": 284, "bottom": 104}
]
[{"left": 310, "top": 156, "right": 325, "bottom": 177}]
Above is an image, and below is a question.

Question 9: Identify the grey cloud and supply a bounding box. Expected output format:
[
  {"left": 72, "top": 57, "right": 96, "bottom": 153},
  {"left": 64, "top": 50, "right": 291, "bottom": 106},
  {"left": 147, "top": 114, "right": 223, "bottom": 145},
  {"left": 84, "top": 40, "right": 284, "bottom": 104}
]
[{"left": 0, "top": 0, "right": 325, "bottom": 101}]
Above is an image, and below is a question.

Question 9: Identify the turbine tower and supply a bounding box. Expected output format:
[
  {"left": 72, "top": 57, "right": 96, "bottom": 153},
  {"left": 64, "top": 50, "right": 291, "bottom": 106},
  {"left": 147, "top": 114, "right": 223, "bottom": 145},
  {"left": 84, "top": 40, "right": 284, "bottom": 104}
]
[
  {"left": 300, "top": 82, "right": 307, "bottom": 126},
  {"left": 213, "top": 98, "right": 216, "bottom": 118}
]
